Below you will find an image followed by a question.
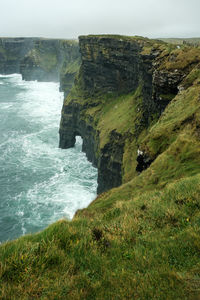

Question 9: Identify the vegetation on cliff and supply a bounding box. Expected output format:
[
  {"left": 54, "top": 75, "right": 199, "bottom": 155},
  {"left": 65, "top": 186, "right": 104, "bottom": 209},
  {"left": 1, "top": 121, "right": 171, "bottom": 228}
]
[{"left": 1, "top": 35, "right": 200, "bottom": 299}]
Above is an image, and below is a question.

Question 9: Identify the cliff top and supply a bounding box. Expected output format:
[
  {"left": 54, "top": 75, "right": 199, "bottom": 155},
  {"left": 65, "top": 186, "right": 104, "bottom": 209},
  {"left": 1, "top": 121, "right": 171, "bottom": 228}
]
[
  {"left": 79, "top": 34, "right": 165, "bottom": 50},
  {"left": 79, "top": 34, "right": 160, "bottom": 42}
]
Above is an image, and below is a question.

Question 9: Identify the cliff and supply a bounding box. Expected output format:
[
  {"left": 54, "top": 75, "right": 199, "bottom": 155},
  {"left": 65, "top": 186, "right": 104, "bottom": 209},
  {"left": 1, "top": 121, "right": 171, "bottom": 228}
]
[
  {"left": 0, "top": 37, "right": 36, "bottom": 74},
  {"left": 20, "top": 39, "right": 80, "bottom": 93},
  {"left": 0, "top": 37, "right": 80, "bottom": 95},
  {"left": 1, "top": 35, "right": 200, "bottom": 299},
  {"left": 60, "top": 35, "right": 199, "bottom": 193},
  {"left": 59, "top": 42, "right": 81, "bottom": 96}
]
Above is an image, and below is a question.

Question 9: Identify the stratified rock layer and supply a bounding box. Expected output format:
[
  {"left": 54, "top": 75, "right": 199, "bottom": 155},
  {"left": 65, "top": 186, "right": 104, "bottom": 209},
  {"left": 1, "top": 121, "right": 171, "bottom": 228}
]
[{"left": 59, "top": 35, "right": 200, "bottom": 193}]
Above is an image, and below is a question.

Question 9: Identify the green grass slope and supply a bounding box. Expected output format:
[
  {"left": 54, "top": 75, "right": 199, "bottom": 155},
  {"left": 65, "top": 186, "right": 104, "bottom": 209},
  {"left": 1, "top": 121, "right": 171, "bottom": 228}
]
[
  {"left": 1, "top": 45, "right": 200, "bottom": 300},
  {"left": 159, "top": 37, "right": 200, "bottom": 46}
]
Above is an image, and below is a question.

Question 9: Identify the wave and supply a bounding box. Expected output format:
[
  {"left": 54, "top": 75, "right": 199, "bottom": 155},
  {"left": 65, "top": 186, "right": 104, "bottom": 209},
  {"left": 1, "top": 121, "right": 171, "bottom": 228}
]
[{"left": 0, "top": 73, "right": 22, "bottom": 78}]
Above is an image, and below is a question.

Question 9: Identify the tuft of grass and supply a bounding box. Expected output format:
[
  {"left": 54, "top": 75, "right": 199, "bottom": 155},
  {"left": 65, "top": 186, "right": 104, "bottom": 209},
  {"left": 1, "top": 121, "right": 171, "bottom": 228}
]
[
  {"left": 159, "top": 46, "right": 200, "bottom": 71},
  {"left": 182, "top": 63, "right": 200, "bottom": 88}
]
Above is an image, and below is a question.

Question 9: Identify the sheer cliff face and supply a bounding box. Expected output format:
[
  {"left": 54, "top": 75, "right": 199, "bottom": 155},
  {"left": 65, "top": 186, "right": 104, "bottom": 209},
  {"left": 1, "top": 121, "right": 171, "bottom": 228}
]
[
  {"left": 60, "top": 35, "right": 200, "bottom": 193},
  {"left": 78, "top": 36, "right": 141, "bottom": 95},
  {"left": 0, "top": 38, "right": 35, "bottom": 74},
  {"left": 59, "top": 36, "right": 156, "bottom": 193}
]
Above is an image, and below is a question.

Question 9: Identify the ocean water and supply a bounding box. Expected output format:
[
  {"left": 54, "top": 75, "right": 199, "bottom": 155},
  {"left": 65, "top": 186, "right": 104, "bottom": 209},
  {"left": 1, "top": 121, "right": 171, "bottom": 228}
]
[{"left": 0, "top": 74, "right": 97, "bottom": 243}]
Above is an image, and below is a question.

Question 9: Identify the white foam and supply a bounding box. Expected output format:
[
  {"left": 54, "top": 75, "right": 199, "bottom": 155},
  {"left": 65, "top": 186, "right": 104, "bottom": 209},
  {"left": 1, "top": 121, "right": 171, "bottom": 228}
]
[
  {"left": 0, "top": 73, "right": 21, "bottom": 78},
  {"left": 16, "top": 211, "right": 24, "bottom": 217}
]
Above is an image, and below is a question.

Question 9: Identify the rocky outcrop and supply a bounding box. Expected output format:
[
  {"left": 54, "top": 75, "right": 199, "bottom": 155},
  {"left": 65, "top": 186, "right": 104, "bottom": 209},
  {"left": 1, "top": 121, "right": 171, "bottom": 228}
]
[
  {"left": 152, "top": 68, "right": 184, "bottom": 111},
  {"left": 0, "top": 38, "right": 36, "bottom": 74},
  {"left": 58, "top": 35, "right": 200, "bottom": 193}
]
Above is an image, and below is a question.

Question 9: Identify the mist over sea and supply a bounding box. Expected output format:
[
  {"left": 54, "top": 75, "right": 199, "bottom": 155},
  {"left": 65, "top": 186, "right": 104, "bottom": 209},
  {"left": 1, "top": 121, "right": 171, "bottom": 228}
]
[{"left": 0, "top": 74, "right": 97, "bottom": 243}]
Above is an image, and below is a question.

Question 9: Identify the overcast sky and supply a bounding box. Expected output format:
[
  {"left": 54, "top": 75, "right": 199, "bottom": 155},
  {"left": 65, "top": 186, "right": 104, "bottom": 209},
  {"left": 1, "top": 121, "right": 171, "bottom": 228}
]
[{"left": 0, "top": 0, "right": 200, "bottom": 39}]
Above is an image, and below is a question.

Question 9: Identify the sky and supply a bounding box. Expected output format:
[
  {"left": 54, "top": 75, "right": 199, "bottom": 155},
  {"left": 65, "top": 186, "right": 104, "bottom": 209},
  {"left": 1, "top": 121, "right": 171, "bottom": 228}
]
[{"left": 0, "top": 0, "right": 200, "bottom": 39}]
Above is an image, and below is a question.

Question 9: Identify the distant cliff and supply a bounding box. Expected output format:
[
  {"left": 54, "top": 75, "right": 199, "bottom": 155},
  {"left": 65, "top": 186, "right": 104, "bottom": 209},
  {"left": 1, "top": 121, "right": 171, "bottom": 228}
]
[
  {"left": 59, "top": 35, "right": 200, "bottom": 193},
  {"left": 0, "top": 38, "right": 36, "bottom": 74},
  {"left": 20, "top": 39, "right": 80, "bottom": 94},
  {"left": 0, "top": 37, "right": 80, "bottom": 95}
]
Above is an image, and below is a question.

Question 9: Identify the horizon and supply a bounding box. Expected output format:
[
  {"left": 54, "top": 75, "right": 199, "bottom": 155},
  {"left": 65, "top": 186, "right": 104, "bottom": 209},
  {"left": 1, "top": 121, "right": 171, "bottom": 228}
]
[{"left": 1, "top": 35, "right": 200, "bottom": 40}]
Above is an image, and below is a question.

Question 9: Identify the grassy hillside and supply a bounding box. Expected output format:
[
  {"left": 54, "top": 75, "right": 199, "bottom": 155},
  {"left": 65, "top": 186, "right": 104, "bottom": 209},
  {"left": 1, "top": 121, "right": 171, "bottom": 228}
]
[
  {"left": 1, "top": 41, "right": 200, "bottom": 299},
  {"left": 159, "top": 37, "right": 200, "bottom": 46}
]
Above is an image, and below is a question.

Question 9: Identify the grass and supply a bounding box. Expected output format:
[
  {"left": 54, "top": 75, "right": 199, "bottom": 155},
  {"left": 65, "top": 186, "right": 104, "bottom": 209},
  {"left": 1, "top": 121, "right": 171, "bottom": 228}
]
[
  {"left": 159, "top": 37, "right": 200, "bottom": 46},
  {"left": 159, "top": 46, "right": 200, "bottom": 71},
  {"left": 1, "top": 173, "right": 200, "bottom": 299},
  {"left": 142, "top": 81, "right": 200, "bottom": 158},
  {"left": 97, "top": 89, "right": 140, "bottom": 148},
  {"left": 182, "top": 63, "right": 200, "bottom": 88}
]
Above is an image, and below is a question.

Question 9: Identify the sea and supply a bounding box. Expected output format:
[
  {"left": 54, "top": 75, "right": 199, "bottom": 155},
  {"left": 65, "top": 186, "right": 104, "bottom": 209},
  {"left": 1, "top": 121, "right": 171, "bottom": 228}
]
[{"left": 0, "top": 74, "right": 97, "bottom": 243}]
